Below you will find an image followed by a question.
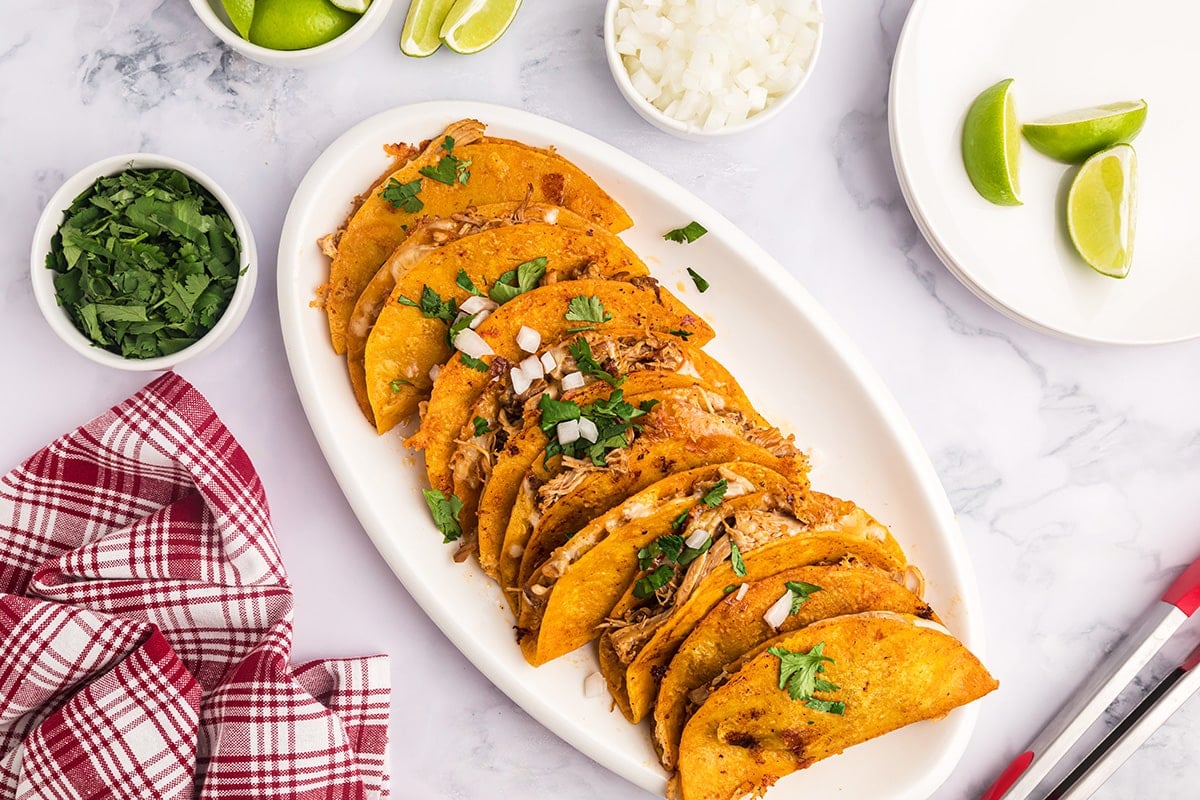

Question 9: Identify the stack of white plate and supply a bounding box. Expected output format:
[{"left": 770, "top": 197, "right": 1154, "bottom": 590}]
[{"left": 889, "top": 0, "right": 1200, "bottom": 346}]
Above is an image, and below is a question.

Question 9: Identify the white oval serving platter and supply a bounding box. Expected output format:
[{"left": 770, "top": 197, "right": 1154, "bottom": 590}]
[{"left": 278, "top": 101, "right": 984, "bottom": 800}]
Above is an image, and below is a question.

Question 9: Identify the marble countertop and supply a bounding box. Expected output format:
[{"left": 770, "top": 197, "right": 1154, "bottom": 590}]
[{"left": 3, "top": 1, "right": 1199, "bottom": 797}]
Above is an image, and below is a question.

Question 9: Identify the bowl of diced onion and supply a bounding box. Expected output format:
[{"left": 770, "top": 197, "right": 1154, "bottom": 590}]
[{"left": 604, "top": 0, "right": 824, "bottom": 138}]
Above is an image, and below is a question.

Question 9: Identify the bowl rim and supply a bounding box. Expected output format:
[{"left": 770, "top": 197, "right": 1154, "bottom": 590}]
[
  {"left": 602, "top": 0, "right": 825, "bottom": 138},
  {"left": 187, "top": 0, "right": 393, "bottom": 67},
  {"left": 30, "top": 152, "right": 258, "bottom": 372}
]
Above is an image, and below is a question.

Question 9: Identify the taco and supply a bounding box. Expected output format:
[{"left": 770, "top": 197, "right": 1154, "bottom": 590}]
[
  {"left": 652, "top": 562, "right": 934, "bottom": 770},
  {"left": 412, "top": 285, "right": 713, "bottom": 494},
  {"left": 323, "top": 118, "right": 632, "bottom": 354},
  {"left": 672, "top": 613, "right": 997, "bottom": 800},
  {"left": 364, "top": 222, "right": 649, "bottom": 433},
  {"left": 345, "top": 201, "right": 595, "bottom": 423},
  {"left": 597, "top": 491, "right": 906, "bottom": 723},
  {"left": 516, "top": 462, "right": 802, "bottom": 667}
]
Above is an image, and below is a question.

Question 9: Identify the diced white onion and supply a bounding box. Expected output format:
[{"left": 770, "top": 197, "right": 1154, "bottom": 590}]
[
  {"left": 614, "top": 0, "right": 822, "bottom": 131},
  {"left": 460, "top": 295, "right": 497, "bottom": 315},
  {"left": 540, "top": 351, "right": 557, "bottom": 372},
  {"left": 578, "top": 416, "right": 599, "bottom": 443},
  {"left": 428, "top": 364, "right": 440, "bottom": 383},
  {"left": 583, "top": 671, "right": 607, "bottom": 698},
  {"left": 517, "top": 325, "right": 542, "bottom": 353},
  {"left": 763, "top": 590, "right": 792, "bottom": 629},
  {"left": 557, "top": 419, "right": 581, "bottom": 445},
  {"left": 468, "top": 310, "right": 490, "bottom": 329},
  {"left": 508, "top": 543, "right": 524, "bottom": 558},
  {"left": 684, "top": 528, "right": 710, "bottom": 550},
  {"left": 519, "top": 354, "right": 544, "bottom": 382},
  {"left": 454, "top": 328, "right": 493, "bottom": 359},
  {"left": 561, "top": 371, "right": 586, "bottom": 391},
  {"left": 734, "top": 582, "right": 749, "bottom": 602},
  {"left": 510, "top": 366, "right": 532, "bottom": 395}
]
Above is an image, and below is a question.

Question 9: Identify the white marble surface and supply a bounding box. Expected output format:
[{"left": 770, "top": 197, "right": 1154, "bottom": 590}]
[{"left": 3, "top": 1, "right": 1199, "bottom": 798}]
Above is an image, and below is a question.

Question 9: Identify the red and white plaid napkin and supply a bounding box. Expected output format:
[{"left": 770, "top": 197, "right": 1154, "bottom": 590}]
[{"left": 0, "top": 374, "right": 390, "bottom": 799}]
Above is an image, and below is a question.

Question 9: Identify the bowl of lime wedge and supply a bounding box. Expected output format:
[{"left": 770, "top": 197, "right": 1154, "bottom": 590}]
[{"left": 189, "top": 0, "right": 393, "bottom": 68}]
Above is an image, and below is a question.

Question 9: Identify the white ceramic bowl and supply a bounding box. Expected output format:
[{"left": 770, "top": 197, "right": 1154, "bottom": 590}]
[
  {"left": 603, "top": 0, "right": 824, "bottom": 139},
  {"left": 188, "top": 0, "right": 393, "bottom": 69},
  {"left": 30, "top": 153, "right": 258, "bottom": 372}
]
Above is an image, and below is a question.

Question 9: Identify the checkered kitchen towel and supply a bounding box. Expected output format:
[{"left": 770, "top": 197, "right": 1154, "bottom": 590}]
[{"left": 0, "top": 373, "right": 389, "bottom": 799}]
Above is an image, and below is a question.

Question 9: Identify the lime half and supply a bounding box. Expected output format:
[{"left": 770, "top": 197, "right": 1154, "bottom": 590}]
[
  {"left": 401, "top": 0, "right": 456, "bottom": 57},
  {"left": 247, "top": 0, "right": 358, "bottom": 50},
  {"left": 440, "top": 0, "right": 522, "bottom": 55},
  {"left": 1024, "top": 100, "right": 1147, "bottom": 163},
  {"left": 962, "top": 78, "right": 1022, "bottom": 206},
  {"left": 1067, "top": 144, "right": 1137, "bottom": 278},
  {"left": 330, "top": 0, "right": 371, "bottom": 12}
]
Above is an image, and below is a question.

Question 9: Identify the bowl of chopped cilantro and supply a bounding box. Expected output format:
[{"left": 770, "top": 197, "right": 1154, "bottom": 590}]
[{"left": 31, "top": 153, "right": 257, "bottom": 371}]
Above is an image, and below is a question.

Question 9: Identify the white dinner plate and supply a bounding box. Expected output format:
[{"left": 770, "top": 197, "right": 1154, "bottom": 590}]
[
  {"left": 278, "top": 101, "right": 984, "bottom": 799},
  {"left": 891, "top": 0, "right": 1200, "bottom": 344}
]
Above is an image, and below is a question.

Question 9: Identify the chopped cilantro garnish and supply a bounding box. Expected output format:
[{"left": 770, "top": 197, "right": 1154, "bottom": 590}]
[
  {"left": 389, "top": 379, "right": 411, "bottom": 393},
  {"left": 633, "top": 564, "right": 675, "bottom": 600},
  {"left": 723, "top": 584, "right": 739, "bottom": 594},
  {"left": 677, "top": 535, "right": 711, "bottom": 566},
  {"left": 768, "top": 643, "right": 844, "bottom": 714},
  {"left": 380, "top": 178, "right": 423, "bottom": 212},
  {"left": 489, "top": 257, "right": 547, "bottom": 304},
  {"left": 565, "top": 295, "right": 613, "bottom": 323},
  {"left": 472, "top": 416, "right": 492, "bottom": 436},
  {"left": 664, "top": 221, "right": 708, "bottom": 244},
  {"left": 687, "top": 267, "right": 710, "bottom": 293},
  {"left": 785, "top": 581, "right": 823, "bottom": 615},
  {"left": 730, "top": 540, "right": 746, "bottom": 577},
  {"left": 540, "top": 389, "right": 649, "bottom": 467},
  {"left": 441, "top": 135, "right": 455, "bottom": 152},
  {"left": 701, "top": 479, "right": 728, "bottom": 507},
  {"left": 565, "top": 325, "right": 595, "bottom": 334},
  {"left": 447, "top": 312, "right": 474, "bottom": 344},
  {"left": 637, "top": 534, "right": 684, "bottom": 571},
  {"left": 668, "top": 328, "right": 693, "bottom": 341},
  {"left": 398, "top": 285, "right": 457, "bottom": 324},
  {"left": 44, "top": 167, "right": 242, "bottom": 359},
  {"left": 456, "top": 269, "right": 484, "bottom": 297},
  {"left": 419, "top": 138, "right": 472, "bottom": 186},
  {"left": 422, "top": 489, "right": 464, "bottom": 543},
  {"left": 671, "top": 509, "right": 690, "bottom": 530},
  {"left": 460, "top": 353, "right": 488, "bottom": 371},
  {"left": 568, "top": 337, "right": 624, "bottom": 387}
]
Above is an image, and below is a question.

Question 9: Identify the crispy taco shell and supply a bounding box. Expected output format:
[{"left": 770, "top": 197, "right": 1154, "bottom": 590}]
[
  {"left": 672, "top": 614, "right": 997, "bottom": 800},
  {"left": 598, "top": 492, "right": 906, "bottom": 723},
  {"left": 324, "top": 119, "right": 632, "bottom": 354},
  {"left": 652, "top": 562, "right": 935, "bottom": 770}
]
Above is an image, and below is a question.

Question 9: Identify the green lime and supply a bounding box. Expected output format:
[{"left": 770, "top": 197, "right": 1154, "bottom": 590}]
[
  {"left": 401, "top": 0, "right": 456, "bottom": 57},
  {"left": 330, "top": 0, "right": 371, "bottom": 12},
  {"left": 1023, "top": 100, "right": 1148, "bottom": 163},
  {"left": 220, "top": 0, "right": 255, "bottom": 39},
  {"left": 962, "top": 78, "right": 1022, "bottom": 206},
  {"left": 440, "top": 0, "right": 523, "bottom": 55},
  {"left": 1067, "top": 144, "right": 1137, "bottom": 278},
  {"left": 247, "top": 0, "right": 358, "bottom": 50}
]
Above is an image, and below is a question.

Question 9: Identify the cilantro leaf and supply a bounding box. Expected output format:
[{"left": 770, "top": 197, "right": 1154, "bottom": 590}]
[
  {"left": 664, "top": 221, "right": 708, "bottom": 244},
  {"left": 677, "top": 535, "right": 711, "bottom": 566},
  {"left": 723, "top": 584, "right": 739, "bottom": 594},
  {"left": 668, "top": 328, "right": 693, "bottom": 341},
  {"left": 400, "top": 285, "right": 457, "bottom": 323},
  {"left": 419, "top": 152, "right": 469, "bottom": 186},
  {"left": 44, "top": 168, "right": 241, "bottom": 360},
  {"left": 785, "top": 581, "right": 823, "bottom": 615},
  {"left": 473, "top": 416, "right": 492, "bottom": 436},
  {"left": 489, "top": 257, "right": 547, "bottom": 304},
  {"left": 701, "top": 479, "right": 728, "bottom": 507},
  {"left": 568, "top": 337, "right": 624, "bottom": 387},
  {"left": 422, "top": 489, "right": 464, "bottom": 543},
  {"left": 637, "top": 534, "right": 685, "bottom": 571},
  {"left": 380, "top": 178, "right": 424, "bottom": 212},
  {"left": 390, "top": 379, "right": 411, "bottom": 393},
  {"left": 633, "top": 564, "right": 675, "bottom": 600},
  {"left": 460, "top": 353, "right": 489, "bottom": 371},
  {"left": 687, "top": 267, "right": 710, "bottom": 293},
  {"left": 538, "top": 393, "right": 582, "bottom": 430},
  {"left": 730, "top": 540, "right": 746, "bottom": 577},
  {"left": 565, "top": 295, "right": 613, "bottom": 323},
  {"left": 441, "top": 135, "right": 455, "bottom": 152},
  {"left": 671, "top": 509, "right": 690, "bottom": 531},
  {"left": 768, "top": 643, "right": 842, "bottom": 713},
  {"left": 456, "top": 269, "right": 484, "bottom": 297},
  {"left": 447, "top": 312, "right": 474, "bottom": 344}
]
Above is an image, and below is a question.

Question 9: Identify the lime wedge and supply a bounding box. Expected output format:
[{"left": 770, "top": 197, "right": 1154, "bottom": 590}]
[
  {"left": 1024, "top": 100, "right": 1148, "bottom": 163},
  {"left": 248, "top": 0, "right": 358, "bottom": 50},
  {"left": 330, "top": 0, "right": 371, "bottom": 12},
  {"left": 1067, "top": 144, "right": 1137, "bottom": 278},
  {"left": 401, "top": 0, "right": 456, "bottom": 57},
  {"left": 962, "top": 78, "right": 1022, "bottom": 206},
  {"left": 220, "top": 0, "right": 255, "bottom": 39},
  {"left": 439, "top": 0, "right": 523, "bottom": 55}
]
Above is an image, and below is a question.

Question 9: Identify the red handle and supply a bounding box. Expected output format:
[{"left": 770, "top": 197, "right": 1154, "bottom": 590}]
[
  {"left": 980, "top": 750, "right": 1034, "bottom": 800},
  {"left": 1161, "top": 553, "right": 1200, "bottom": 615}
]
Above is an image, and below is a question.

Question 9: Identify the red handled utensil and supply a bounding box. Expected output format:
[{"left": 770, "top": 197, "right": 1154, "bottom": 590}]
[{"left": 980, "top": 552, "right": 1200, "bottom": 800}]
